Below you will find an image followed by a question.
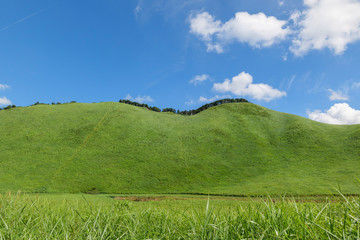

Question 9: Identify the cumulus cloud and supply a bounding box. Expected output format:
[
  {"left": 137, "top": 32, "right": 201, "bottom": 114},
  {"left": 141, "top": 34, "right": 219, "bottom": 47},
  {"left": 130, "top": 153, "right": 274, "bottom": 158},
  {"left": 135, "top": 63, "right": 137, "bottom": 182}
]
[
  {"left": 308, "top": 103, "right": 360, "bottom": 124},
  {"left": 0, "top": 84, "right": 10, "bottom": 91},
  {"left": 213, "top": 72, "right": 286, "bottom": 101},
  {"left": 290, "top": 0, "right": 360, "bottom": 56},
  {"left": 190, "top": 1, "right": 360, "bottom": 56},
  {"left": 328, "top": 89, "right": 349, "bottom": 101},
  {"left": 189, "top": 11, "right": 290, "bottom": 52},
  {"left": 189, "top": 12, "right": 221, "bottom": 41},
  {"left": 125, "top": 94, "right": 154, "bottom": 103},
  {"left": 189, "top": 74, "right": 211, "bottom": 85},
  {"left": 0, "top": 97, "right": 11, "bottom": 106},
  {"left": 219, "top": 12, "right": 290, "bottom": 48}
]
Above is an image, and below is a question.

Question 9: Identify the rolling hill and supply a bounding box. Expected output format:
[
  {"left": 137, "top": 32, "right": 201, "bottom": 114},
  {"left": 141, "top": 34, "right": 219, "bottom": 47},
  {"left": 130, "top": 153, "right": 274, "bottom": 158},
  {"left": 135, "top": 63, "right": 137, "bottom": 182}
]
[{"left": 0, "top": 102, "right": 359, "bottom": 195}]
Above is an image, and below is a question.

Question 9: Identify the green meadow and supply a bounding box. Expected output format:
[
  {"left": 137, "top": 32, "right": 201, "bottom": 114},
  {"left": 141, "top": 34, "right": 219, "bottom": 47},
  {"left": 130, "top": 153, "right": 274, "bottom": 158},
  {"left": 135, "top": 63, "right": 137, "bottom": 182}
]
[
  {"left": 0, "top": 192, "right": 359, "bottom": 239},
  {"left": 0, "top": 101, "right": 359, "bottom": 195},
  {"left": 1, "top": 101, "right": 360, "bottom": 238}
]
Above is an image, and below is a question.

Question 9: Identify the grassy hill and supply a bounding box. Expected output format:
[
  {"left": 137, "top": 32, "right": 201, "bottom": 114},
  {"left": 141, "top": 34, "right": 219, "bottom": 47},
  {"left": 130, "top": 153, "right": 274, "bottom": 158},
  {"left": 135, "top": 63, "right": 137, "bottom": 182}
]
[{"left": 0, "top": 102, "right": 359, "bottom": 195}]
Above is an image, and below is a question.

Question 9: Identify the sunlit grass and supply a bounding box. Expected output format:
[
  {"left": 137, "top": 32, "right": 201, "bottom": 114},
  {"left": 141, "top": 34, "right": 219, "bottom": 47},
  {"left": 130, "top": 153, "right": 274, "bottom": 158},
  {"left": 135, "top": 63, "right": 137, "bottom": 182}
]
[
  {"left": 0, "top": 102, "right": 359, "bottom": 195},
  {"left": 0, "top": 192, "right": 359, "bottom": 239}
]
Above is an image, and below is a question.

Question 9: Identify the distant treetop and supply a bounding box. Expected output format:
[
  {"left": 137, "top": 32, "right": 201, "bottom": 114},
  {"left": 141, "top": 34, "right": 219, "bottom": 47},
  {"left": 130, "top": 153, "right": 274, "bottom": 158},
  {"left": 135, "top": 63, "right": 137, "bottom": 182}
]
[
  {"left": 0, "top": 98, "right": 249, "bottom": 114},
  {"left": 119, "top": 98, "right": 249, "bottom": 116}
]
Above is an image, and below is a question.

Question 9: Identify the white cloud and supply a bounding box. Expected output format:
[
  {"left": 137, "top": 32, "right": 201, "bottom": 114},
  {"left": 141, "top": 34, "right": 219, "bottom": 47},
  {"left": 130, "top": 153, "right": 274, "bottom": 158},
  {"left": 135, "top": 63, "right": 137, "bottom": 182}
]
[
  {"left": 352, "top": 82, "right": 360, "bottom": 88},
  {"left": 282, "top": 52, "right": 288, "bottom": 61},
  {"left": 219, "top": 12, "right": 290, "bottom": 48},
  {"left": 328, "top": 89, "right": 349, "bottom": 101},
  {"left": 213, "top": 72, "right": 286, "bottom": 101},
  {"left": 189, "top": 74, "right": 210, "bottom": 85},
  {"left": 308, "top": 103, "right": 360, "bottom": 124},
  {"left": 125, "top": 94, "right": 154, "bottom": 103},
  {"left": 189, "top": 12, "right": 221, "bottom": 41},
  {"left": 289, "top": 10, "right": 302, "bottom": 25},
  {"left": 206, "top": 43, "right": 224, "bottom": 53},
  {"left": 185, "top": 99, "right": 195, "bottom": 105},
  {"left": 190, "top": 1, "right": 360, "bottom": 56},
  {"left": 185, "top": 94, "right": 231, "bottom": 105},
  {"left": 134, "top": 5, "right": 141, "bottom": 19},
  {"left": 0, "top": 84, "right": 10, "bottom": 91},
  {"left": 0, "top": 97, "right": 11, "bottom": 106},
  {"left": 190, "top": 11, "right": 290, "bottom": 52},
  {"left": 290, "top": 0, "right": 360, "bottom": 56},
  {"left": 125, "top": 94, "right": 132, "bottom": 100},
  {"left": 198, "top": 95, "right": 232, "bottom": 103}
]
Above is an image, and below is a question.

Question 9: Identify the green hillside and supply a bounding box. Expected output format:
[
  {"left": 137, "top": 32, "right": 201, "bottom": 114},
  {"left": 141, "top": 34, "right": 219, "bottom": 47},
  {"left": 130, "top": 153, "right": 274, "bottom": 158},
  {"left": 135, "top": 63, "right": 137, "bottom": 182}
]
[{"left": 0, "top": 102, "right": 359, "bottom": 195}]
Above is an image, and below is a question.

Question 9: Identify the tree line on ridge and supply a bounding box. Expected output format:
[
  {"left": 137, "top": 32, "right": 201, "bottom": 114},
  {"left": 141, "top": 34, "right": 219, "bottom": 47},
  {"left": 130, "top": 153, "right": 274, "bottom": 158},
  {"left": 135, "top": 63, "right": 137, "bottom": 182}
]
[
  {"left": 119, "top": 98, "right": 249, "bottom": 116},
  {"left": 0, "top": 98, "right": 249, "bottom": 115}
]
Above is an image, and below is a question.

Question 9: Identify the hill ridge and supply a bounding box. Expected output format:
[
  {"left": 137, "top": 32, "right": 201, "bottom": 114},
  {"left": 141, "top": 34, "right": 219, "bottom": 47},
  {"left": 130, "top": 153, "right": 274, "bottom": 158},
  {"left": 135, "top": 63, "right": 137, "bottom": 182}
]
[{"left": 0, "top": 102, "right": 359, "bottom": 195}]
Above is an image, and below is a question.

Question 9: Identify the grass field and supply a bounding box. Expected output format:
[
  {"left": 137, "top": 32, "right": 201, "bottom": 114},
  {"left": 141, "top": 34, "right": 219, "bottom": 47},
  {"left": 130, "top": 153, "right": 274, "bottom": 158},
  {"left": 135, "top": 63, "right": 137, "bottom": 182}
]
[
  {"left": 0, "top": 102, "right": 359, "bottom": 195},
  {"left": 0, "top": 192, "right": 359, "bottom": 239}
]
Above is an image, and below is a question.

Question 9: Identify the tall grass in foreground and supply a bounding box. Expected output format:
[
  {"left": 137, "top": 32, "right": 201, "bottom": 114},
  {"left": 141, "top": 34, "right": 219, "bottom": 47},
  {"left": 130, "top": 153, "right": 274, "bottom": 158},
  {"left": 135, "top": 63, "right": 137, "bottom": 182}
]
[{"left": 0, "top": 193, "right": 359, "bottom": 239}]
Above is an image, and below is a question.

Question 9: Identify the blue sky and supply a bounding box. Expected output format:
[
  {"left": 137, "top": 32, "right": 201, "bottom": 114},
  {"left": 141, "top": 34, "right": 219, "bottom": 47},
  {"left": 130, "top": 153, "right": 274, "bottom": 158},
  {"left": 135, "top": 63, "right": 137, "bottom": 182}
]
[{"left": 1, "top": 0, "right": 360, "bottom": 124}]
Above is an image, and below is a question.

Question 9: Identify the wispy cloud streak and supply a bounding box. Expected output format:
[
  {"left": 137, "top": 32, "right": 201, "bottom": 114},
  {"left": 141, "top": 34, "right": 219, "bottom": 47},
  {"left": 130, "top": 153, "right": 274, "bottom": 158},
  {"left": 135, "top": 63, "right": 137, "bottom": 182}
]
[{"left": 0, "top": 9, "right": 44, "bottom": 32}]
